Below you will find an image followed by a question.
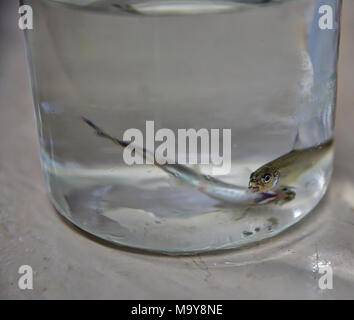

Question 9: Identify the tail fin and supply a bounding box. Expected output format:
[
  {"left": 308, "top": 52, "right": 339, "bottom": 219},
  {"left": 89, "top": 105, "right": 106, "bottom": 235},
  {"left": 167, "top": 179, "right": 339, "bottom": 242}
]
[
  {"left": 82, "top": 116, "right": 202, "bottom": 185},
  {"left": 82, "top": 116, "right": 154, "bottom": 163},
  {"left": 82, "top": 117, "right": 129, "bottom": 148}
]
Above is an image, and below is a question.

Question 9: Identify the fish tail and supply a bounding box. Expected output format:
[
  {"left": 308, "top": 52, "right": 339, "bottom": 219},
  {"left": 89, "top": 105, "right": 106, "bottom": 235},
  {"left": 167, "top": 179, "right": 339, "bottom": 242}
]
[
  {"left": 83, "top": 116, "right": 157, "bottom": 166},
  {"left": 82, "top": 117, "right": 129, "bottom": 149},
  {"left": 82, "top": 117, "right": 205, "bottom": 186}
]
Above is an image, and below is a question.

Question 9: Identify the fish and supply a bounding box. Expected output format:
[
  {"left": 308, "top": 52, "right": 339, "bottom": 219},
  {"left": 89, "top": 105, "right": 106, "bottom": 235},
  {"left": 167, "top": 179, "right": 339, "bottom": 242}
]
[
  {"left": 248, "top": 138, "right": 333, "bottom": 193},
  {"left": 83, "top": 117, "right": 295, "bottom": 206}
]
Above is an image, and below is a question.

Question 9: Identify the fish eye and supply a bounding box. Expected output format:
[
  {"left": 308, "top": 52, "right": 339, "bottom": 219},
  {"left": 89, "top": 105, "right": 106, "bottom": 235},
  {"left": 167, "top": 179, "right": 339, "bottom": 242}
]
[{"left": 262, "top": 173, "right": 272, "bottom": 183}]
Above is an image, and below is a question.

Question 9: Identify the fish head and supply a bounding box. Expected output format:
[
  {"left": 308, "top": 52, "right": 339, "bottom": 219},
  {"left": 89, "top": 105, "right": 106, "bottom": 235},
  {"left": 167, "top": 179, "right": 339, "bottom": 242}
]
[{"left": 248, "top": 166, "right": 280, "bottom": 193}]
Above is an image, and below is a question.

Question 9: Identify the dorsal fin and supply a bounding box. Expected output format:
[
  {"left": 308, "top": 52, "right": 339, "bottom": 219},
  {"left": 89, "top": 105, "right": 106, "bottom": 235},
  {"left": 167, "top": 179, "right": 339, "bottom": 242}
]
[{"left": 292, "top": 128, "right": 302, "bottom": 150}]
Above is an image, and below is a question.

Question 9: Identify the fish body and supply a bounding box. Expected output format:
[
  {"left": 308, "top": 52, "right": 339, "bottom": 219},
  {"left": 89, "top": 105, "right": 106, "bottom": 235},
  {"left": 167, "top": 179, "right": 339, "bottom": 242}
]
[
  {"left": 83, "top": 117, "right": 295, "bottom": 206},
  {"left": 248, "top": 139, "right": 333, "bottom": 193}
]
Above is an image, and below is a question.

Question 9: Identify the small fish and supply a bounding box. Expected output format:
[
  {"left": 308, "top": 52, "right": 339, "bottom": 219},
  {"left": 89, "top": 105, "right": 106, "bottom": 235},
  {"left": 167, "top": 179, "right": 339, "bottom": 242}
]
[
  {"left": 83, "top": 117, "right": 295, "bottom": 206},
  {"left": 248, "top": 138, "right": 333, "bottom": 193}
]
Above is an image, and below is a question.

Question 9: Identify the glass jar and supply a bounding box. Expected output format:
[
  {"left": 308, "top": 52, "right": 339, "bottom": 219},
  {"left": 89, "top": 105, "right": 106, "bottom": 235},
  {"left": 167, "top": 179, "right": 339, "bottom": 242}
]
[{"left": 22, "top": 0, "right": 341, "bottom": 254}]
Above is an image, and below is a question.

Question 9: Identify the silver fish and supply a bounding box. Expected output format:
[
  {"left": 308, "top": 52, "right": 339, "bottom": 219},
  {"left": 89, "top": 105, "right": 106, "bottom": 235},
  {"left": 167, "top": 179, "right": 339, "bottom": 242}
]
[{"left": 83, "top": 117, "right": 295, "bottom": 206}]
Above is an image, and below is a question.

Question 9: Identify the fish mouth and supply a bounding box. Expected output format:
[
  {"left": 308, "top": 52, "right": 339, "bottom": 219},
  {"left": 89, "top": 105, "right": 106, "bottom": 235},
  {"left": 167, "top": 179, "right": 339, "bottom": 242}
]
[{"left": 248, "top": 184, "right": 260, "bottom": 193}]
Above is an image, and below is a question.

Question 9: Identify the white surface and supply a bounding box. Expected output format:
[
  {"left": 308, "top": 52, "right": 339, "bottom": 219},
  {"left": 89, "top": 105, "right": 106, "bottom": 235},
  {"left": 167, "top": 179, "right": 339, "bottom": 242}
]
[{"left": 1, "top": 0, "right": 354, "bottom": 299}]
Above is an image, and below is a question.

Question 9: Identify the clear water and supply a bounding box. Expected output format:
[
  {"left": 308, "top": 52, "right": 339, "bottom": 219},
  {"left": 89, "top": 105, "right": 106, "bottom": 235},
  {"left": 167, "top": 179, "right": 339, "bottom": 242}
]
[{"left": 24, "top": 0, "right": 340, "bottom": 253}]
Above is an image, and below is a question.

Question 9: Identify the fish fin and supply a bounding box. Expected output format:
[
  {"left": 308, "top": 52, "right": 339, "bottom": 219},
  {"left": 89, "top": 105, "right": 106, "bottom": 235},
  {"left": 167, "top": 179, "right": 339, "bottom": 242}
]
[
  {"left": 275, "top": 185, "right": 296, "bottom": 205},
  {"left": 83, "top": 116, "right": 130, "bottom": 149},
  {"left": 292, "top": 127, "right": 302, "bottom": 150}
]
